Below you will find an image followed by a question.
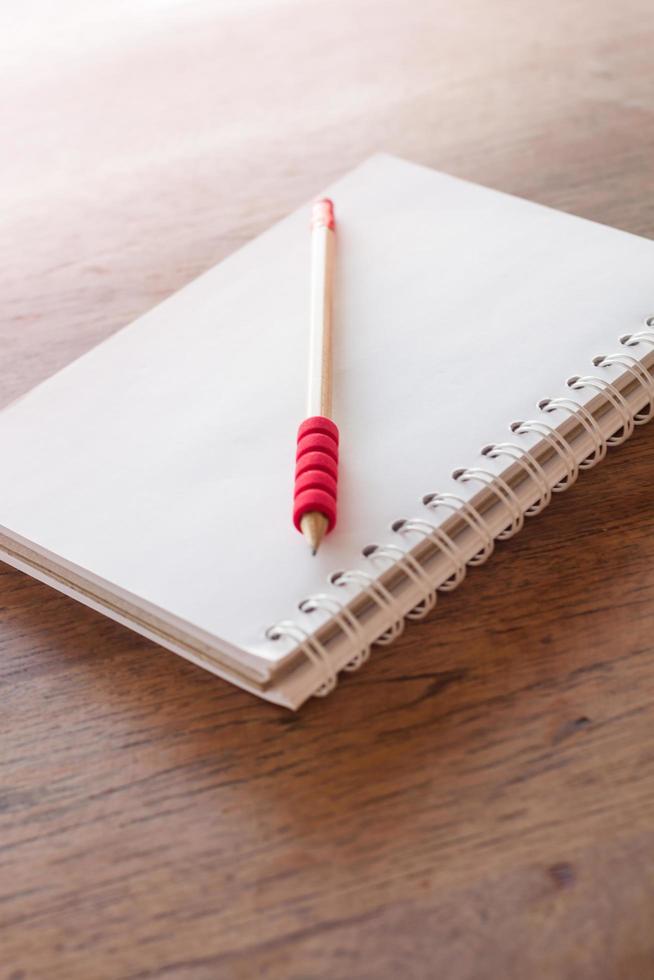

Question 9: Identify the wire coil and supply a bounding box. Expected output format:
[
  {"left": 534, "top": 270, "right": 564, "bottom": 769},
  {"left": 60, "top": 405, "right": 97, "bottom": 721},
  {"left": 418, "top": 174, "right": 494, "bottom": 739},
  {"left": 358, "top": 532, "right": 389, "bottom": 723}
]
[
  {"left": 593, "top": 353, "right": 654, "bottom": 425},
  {"left": 423, "top": 492, "right": 495, "bottom": 565},
  {"left": 364, "top": 541, "right": 437, "bottom": 619},
  {"left": 298, "top": 593, "right": 370, "bottom": 672},
  {"left": 329, "top": 568, "right": 405, "bottom": 644},
  {"left": 265, "top": 327, "right": 654, "bottom": 698},
  {"left": 265, "top": 620, "right": 336, "bottom": 696},
  {"left": 482, "top": 442, "right": 551, "bottom": 516},
  {"left": 453, "top": 467, "right": 524, "bottom": 539},
  {"left": 566, "top": 375, "right": 634, "bottom": 445},
  {"left": 392, "top": 518, "right": 467, "bottom": 593},
  {"left": 538, "top": 396, "right": 607, "bottom": 468}
]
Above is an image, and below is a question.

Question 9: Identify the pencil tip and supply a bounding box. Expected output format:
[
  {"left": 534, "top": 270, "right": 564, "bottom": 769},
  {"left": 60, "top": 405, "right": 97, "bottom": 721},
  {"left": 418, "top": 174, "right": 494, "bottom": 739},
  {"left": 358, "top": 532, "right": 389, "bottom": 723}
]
[{"left": 300, "top": 512, "right": 329, "bottom": 555}]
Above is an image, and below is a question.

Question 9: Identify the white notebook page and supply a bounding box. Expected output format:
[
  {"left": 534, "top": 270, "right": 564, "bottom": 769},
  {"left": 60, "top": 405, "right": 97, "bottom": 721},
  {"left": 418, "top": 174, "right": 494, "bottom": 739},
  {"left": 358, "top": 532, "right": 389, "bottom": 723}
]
[{"left": 1, "top": 154, "right": 653, "bottom": 665}]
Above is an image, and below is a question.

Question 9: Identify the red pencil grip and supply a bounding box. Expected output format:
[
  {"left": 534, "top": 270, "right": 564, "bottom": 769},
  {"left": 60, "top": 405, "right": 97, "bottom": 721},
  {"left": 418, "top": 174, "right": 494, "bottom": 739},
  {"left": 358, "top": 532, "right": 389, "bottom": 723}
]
[{"left": 293, "top": 416, "right": 339, "bottom": 533}]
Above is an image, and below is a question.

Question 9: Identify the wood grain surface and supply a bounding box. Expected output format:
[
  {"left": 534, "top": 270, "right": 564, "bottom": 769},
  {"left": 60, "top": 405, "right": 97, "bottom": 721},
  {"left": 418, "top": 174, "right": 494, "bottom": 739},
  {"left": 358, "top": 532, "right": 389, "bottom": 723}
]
[{"left": 2, "top": 2, "right": 654, "bottom": 977}]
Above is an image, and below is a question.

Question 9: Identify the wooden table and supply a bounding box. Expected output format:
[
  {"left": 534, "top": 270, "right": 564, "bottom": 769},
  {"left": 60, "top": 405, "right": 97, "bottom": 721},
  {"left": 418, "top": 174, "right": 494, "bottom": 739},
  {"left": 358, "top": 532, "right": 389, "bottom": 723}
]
[{"left": 3, "top": 2, "right": 654, "bottom": 976}]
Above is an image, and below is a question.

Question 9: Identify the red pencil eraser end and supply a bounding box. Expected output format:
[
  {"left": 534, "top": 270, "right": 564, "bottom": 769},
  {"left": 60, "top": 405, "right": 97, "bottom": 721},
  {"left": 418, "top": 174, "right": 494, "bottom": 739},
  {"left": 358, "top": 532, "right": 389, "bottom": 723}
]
[{"left": 311, "top": 198, "right": 335, "bottom": 230}]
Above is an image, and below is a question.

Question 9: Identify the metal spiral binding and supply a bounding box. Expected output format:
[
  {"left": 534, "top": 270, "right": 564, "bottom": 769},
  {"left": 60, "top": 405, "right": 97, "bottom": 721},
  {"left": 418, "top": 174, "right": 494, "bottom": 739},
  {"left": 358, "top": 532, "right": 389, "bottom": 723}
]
[
  {"left": 538, "top": 396, "right": 607, "bottom": 469},
  {"left": 422, "top": 492, "right": 495, "bottom": 566},
  {"left": 481, "top": 443, "right": 551, "bottom": 516},
  {"left": 621, "top": 320, "right": 654, "bottom": 347},
  {"left": 452, "top": 467, "right": 524, "bottom": 538},
  {"left": 510, "top": 418, "right": 579, "bottom": 491},
  {"left": 593, "top": 353, "right": 654, "bottom": 425},
  {"left": 266, "top": 324, "right": 654, "bottom": 699},
  {"left": 298, "top": 594, "right": 371, "bottom": 672},
  {"left": 329, "top": 568, "right": 405, "bottom": 644},
  {"left": 391, "top": 518, "right": 466, "bottom": 592},
  {"left": 363, "top": 541, "right": 437, "bottom": 619},
  {"left": 566, "top": 375, "right": 634, "bottom": 445},
  {"left": 265, "top": 621, "right": 336, "bottom": 696}
]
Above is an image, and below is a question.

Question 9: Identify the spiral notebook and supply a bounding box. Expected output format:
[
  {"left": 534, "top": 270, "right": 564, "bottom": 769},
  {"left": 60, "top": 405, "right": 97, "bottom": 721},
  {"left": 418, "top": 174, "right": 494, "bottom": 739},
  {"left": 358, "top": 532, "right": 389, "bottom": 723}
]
[{"left": 1, "top": 155, "right": 653, "bottom": 709}]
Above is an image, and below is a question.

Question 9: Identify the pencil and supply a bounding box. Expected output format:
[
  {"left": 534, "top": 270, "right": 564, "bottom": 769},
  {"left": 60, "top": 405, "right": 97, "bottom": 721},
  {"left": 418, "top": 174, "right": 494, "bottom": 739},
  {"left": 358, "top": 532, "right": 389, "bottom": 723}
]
[{"left": 292, "top": 198, "right": 339, "bottom": 555}]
